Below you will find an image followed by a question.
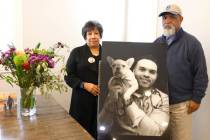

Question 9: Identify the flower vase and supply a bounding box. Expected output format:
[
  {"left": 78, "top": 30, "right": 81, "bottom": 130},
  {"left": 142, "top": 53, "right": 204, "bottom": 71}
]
[{"left": 20, "top": 87, "right": 36, "bottom": 116}]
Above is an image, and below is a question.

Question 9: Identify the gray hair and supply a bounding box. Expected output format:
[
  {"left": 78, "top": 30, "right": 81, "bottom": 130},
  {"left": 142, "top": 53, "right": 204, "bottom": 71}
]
[{"left": 82, "top": 20, "right": 103, "bottom": 40}]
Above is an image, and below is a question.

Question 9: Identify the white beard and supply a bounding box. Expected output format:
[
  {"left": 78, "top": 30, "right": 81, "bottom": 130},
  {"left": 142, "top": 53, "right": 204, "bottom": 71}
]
[{"left": 163, "top": 25, "right": 176, "bottom": 37}]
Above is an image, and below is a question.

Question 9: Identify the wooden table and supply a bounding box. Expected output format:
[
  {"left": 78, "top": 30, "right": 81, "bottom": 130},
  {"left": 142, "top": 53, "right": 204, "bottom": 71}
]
[{"left": 0, "top": 95, "right": 94, "bottom": 140}]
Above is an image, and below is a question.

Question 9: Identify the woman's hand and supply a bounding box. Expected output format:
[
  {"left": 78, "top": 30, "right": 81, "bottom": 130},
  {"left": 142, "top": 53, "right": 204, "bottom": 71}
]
[{"left": 84, "top": 82, "right": 100, "bottom": 96}]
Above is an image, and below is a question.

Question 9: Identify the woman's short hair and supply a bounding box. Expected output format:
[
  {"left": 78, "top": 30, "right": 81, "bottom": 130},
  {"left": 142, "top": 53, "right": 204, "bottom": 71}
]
[{"left": 82, "top": 20, "right": 103, "bottom": 40}]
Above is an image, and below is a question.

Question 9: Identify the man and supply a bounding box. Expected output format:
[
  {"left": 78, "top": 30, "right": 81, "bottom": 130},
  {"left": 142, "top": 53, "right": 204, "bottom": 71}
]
[
  {"left": 7, "top": 96, "right": 14, "bottom": 112},
  {"left": 154, "top": 4, "right": 208, "bottom": 140},
  {"left": 124, "top": 56, "right": 169, "bottom": 136},
  {"left": 98, "top": 56, "right": 169, "bottom": 138}
]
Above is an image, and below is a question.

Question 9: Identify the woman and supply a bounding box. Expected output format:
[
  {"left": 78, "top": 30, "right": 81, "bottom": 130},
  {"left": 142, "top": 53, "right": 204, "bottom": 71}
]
[{"left": 64, "top": 20, "right": 103, "bottom": 139}]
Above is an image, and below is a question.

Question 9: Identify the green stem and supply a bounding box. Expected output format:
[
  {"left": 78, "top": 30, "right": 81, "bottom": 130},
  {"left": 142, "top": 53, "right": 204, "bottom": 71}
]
[{"left": 21, "top": 87, "right": 36, "bottom": 109}]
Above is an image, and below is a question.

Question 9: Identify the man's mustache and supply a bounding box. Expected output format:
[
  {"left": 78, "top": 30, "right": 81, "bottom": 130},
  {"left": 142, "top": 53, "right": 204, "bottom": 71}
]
[
  {"left": 140, "top": 77, "right": 151, "bottom": 83},
  {"left": 163, "top": 24, "right": 173, "bottom": 29}
]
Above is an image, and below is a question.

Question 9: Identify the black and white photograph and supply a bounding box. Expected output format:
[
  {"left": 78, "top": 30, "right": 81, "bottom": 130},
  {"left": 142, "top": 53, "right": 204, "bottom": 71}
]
[{"left": 98, "top": 41, "right": 170, "bottom": 140}]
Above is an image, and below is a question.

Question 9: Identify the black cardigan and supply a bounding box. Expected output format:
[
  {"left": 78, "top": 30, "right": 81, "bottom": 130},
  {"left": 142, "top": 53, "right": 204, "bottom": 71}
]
[{"left": 64, "top": 44, "right": 101, "bottom": 138}]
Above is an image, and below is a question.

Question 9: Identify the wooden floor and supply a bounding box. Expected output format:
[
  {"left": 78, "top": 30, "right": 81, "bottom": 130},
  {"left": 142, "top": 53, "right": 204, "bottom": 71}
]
[{"left": 0, "top": 95, "right": 94, "bottom": 140}]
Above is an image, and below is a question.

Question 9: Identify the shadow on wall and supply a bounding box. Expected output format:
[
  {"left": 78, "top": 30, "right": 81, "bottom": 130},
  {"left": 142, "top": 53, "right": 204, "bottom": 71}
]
[
  {"left": 51, "top": 87, "right": 72, "bottom": 112},
  {"left": 192, "top": 86, "right": 210, "bottom": 140}
]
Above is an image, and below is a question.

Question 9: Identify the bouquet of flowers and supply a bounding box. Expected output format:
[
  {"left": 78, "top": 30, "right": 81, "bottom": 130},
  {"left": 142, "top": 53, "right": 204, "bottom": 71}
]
[{"left": 0, "top": 42, "right": 68, "bottom": 115}]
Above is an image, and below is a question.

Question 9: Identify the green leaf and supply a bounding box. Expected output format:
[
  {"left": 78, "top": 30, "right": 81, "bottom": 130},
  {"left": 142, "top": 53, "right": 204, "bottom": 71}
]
[
  {"left": 36, "top": 64, "right": 41, "bottom": 74},
  {"left": 36, "top": 42, "right": 41, "bottom": 49}
]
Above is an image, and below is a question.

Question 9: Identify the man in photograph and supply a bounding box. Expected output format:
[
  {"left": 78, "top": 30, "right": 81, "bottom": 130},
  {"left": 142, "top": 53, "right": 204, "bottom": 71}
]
[{"left": 98, "top": 55, "right": 169, "bottom": 138}]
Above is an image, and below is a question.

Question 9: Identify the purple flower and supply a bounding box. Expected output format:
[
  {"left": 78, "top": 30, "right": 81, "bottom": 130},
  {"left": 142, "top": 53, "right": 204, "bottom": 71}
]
[
  {"left": 38, "top": 55, "right": 48, "bottom": 62},
  {"left": 3, "top": 51, "right": 12, "bottom": 59},
  {"left": 28, "top": 54, "right": 55, "bottom": 68},
  {"left": 24, "top": 48, "right": 31, "bottom": 54},
  {"left": 9, "top": 47, "right": 16, "bottom": 53},
  {"left": 4, "top": 52, "right": 11, "bottom": 58},
  {"left": 28, "top": 55, "right": 38, "bottom": 64},
  {"left": 37, "top": 55, "right": 44, "bottom": 61},
  {"left": 47, "top": 59, "right": 55, "bottom": 68}
]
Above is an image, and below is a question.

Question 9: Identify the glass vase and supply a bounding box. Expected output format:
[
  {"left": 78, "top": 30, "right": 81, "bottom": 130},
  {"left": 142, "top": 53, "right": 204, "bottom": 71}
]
[{"left": 20, "top": 86, "right": 36, "bottom": 116}]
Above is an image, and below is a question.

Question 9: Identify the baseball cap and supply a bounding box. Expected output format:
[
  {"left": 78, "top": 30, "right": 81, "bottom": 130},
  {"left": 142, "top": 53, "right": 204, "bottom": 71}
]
[{"left": 159, "top": 4, "right": 182, "bottom": 17}]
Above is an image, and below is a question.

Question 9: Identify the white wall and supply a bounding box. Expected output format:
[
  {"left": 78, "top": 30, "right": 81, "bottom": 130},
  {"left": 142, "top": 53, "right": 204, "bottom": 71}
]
[
  {"left": 22, "top": 0, "right": 126, "bottom": 48},
  {"left": 0, "top": 0, "right": 22, "bottom": 51},
  {"left": 157, "top": 1, "right": 210, "bottom": 140},
  {"left": 0, "top": 0, "right": 15, "bottom": 51},
  {"left": 126, "top": 0, "right": 158, "bottom": 42}
]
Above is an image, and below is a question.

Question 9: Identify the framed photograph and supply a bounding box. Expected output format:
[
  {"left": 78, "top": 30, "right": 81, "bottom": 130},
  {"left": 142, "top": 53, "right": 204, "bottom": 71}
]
[
  {"left": 0, "top": 92, "right": 17, "bottom": 115},
  {"left": 98, "top": 41, "right": 170, "bottom": 140}
]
